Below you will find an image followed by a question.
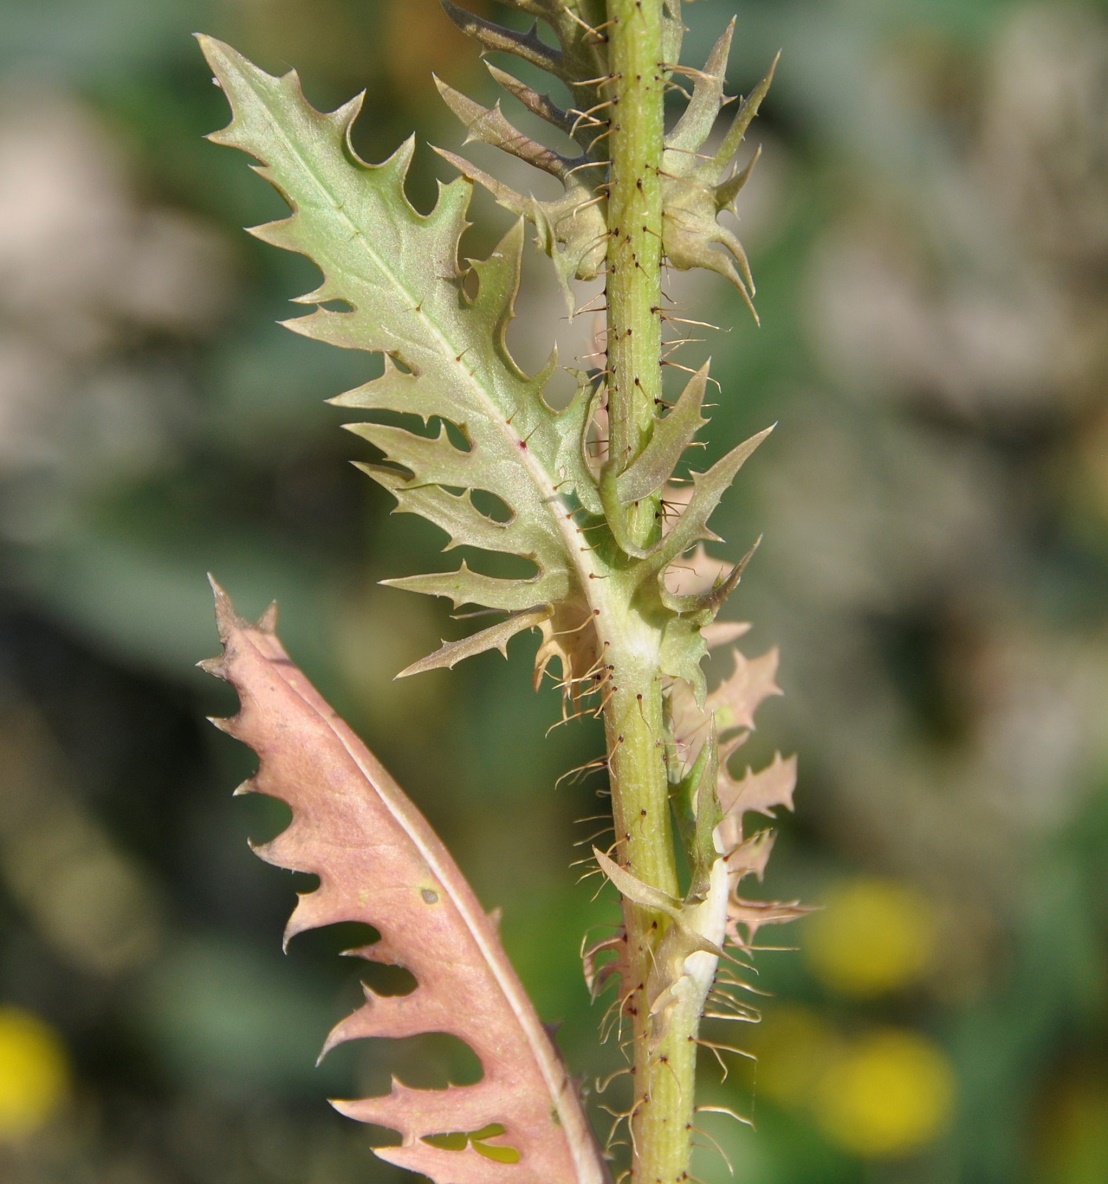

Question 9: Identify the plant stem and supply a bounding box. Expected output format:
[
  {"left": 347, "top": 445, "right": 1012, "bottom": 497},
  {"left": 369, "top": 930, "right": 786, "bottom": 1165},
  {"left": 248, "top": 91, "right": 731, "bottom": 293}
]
[
  {"left": 601, "top": 627, "right": 699, "bottom": 1184},
  {"left": 604, "top": 0, "right": 665, "bottom": 553},
  {"left": 602, "top": 4, "right": 701, "bottom": 1182}
]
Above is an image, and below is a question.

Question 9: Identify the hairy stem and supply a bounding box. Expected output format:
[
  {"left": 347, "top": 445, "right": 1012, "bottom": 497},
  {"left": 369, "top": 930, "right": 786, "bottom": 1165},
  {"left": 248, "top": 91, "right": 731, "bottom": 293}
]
[
  {"left": 602, "top": 630, "right": 698, "bottom": 1184},
  {"left": 603, "top": 3, "right": 699, "bottom": 1182},
  {"left": 604, "top": 0, "right": 665, "bottom": 552}
]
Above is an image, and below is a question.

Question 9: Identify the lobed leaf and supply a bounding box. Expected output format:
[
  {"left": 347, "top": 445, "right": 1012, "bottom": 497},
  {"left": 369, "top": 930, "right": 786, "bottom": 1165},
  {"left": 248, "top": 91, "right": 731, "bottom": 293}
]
[
  {"left": 661, "top": 27, "right": 779, "bottom": 316},
  {"left": 435, "top": 1, "right": 616, "bottom": 298},
  {"left": 649, "top": 426, "right": 774, "bottom": 581},
  {"left": 437, "top": 5, "right": 773, "bottom": 313},
  {"left": 612, "top": 365, "right": 711, "bottom": 506},
  {"left": 202, "top": 582, "right": 607, "bottom": 1184},
  {"left": 397, "top": 606, "right": 554, "bottom": 678},
  {"left": 665, "top": 640, "right": 808, "bottom": 950},
  {"left": 199, "top": 36, "right": 601, "bottom": 678},
  {"left": 590, "top": 633, "right": 802, "bottom": 1042}
]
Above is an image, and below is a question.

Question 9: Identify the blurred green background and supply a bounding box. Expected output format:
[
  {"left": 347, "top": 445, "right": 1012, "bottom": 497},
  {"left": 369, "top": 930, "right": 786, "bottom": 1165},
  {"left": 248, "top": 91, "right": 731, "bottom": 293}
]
[{"left": 1, "top": 0, "right": 1106, "bottom": 1181}]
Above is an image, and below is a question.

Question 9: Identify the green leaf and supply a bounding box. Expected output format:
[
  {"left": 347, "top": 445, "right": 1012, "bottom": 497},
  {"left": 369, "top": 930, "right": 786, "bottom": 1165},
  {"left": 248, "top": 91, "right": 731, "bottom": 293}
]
[
  {"left": 382, "top": 562, "right": 557, "bottom": 614},
  {"left": 670, "top": 722, "right": 724, "bottom": 884},
  {"left": 434, "top": 77, "right": 575, "bottom": 181},
  {"left": 661, "top": 31, "right": 779, "bottom": 316},
  {"left": 593, "top": 848, "right": 682, "bottom": 920},
  {"left": 434, "top": 2, "right": 613, "bottom": 302},
  {"left": 665, "top": 21, "right": 734, "bottom": 158},
  {"left": 396, "top": 607, "right": 553, "bottom": 678},
  {"left": 649, "top": 425, "right": 774, "bottom": 577},
  {"left": 199, "top": 36, "right": 599, "bottom": 675},
  {"left": 614, "top": 364, "right": 710, "bottom": 504}
]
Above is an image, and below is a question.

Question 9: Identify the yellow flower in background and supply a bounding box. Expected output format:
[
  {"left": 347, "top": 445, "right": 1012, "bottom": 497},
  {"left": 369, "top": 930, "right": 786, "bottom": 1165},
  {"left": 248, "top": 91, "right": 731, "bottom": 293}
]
[
  {"left": 804, "top": 876, "right": 939, "bottom": 996},
  {"left": 751, "top": 1007, "right": 955, "bottom": 1159},
  {"left": 751, "top": 1004, "right": 843, "bottom": 1109},
  {"left": 813, "top": 1028, "right": 954, "bottom": 1158},
  {"left": 0, "top": 1006, "right": 70, "bottom": 1141}
]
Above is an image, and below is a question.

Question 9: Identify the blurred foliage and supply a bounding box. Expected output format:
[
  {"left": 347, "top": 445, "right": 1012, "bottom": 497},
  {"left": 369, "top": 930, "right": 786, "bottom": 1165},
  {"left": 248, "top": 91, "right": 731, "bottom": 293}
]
[{"left": 0, "top": 0, "right": 1105, "bottom": 1182}]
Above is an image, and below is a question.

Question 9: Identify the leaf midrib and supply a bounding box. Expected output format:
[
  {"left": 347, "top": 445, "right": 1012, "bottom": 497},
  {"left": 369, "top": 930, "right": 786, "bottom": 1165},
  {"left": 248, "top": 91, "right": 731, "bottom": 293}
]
[{"left": 251, "top": 65, "right": 602, "bottom": 598}]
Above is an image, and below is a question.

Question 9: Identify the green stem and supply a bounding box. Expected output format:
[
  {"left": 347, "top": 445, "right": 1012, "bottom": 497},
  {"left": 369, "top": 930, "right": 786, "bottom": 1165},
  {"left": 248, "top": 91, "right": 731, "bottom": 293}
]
[
  {"left": 604, "top": 0, "right": 665, "bottom": 553},
  {"left": 601, "top": 630, "right": 699, "bottom": 1184},
  {"left": 602, "top": 4, "right": 701, "bottom": 1182}
]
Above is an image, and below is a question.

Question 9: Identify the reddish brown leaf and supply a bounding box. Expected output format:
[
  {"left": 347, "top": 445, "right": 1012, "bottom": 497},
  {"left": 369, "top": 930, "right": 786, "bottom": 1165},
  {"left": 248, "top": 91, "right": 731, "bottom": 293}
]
[{"left": 203, "top": 581, "right": 606, "bottom": 1184}]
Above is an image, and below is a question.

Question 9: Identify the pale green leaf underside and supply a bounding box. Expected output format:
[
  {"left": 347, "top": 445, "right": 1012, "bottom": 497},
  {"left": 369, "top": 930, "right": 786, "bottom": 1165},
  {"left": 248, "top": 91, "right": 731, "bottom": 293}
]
[
  {"left": 397, "top": 606, "right": 554, "bottom": 678},
  {"left": 198, "top": 35, "right": 594, "bottom": 667}
]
